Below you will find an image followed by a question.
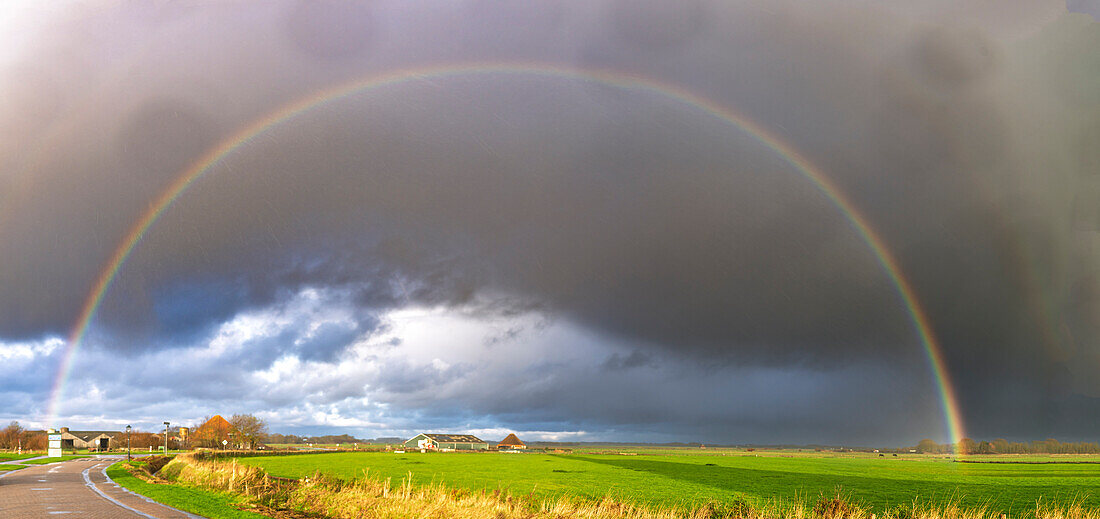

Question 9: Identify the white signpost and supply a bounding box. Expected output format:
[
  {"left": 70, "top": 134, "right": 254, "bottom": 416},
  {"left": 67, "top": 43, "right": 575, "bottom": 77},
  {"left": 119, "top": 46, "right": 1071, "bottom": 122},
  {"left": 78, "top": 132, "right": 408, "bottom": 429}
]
[
  {"left": 222, "top": 439, "right": 228, "bottom": 448},
  {"left": 48, "top": 430, "right": 62, "bottom": 458}
]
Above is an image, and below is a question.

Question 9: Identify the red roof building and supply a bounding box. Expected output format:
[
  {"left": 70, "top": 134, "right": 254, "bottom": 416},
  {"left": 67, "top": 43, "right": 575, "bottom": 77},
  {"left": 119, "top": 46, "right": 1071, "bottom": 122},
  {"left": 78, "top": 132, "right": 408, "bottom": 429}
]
[{"left": 497, "top": 433, "right": 526, "bottom": 449}]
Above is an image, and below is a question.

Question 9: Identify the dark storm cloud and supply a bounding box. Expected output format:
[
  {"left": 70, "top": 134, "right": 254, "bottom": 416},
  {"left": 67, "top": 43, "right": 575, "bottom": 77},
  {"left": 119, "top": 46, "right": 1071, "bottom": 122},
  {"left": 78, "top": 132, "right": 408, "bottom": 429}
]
[
  {"left": 1, "top": 0, "right": 1098, "bottom": 441},
  {"left": 375, "top": 348, "right": 943, "bottom": 445},
  {"left": 601, "top": 351, "right": 655, "bottom": 371},
  {"left": 1067, "top": 0, "right": 1100, "bottom": 20}
]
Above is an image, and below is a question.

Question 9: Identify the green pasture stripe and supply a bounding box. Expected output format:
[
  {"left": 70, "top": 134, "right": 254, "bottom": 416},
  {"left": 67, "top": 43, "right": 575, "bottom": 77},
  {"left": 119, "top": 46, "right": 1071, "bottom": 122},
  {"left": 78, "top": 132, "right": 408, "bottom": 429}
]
[{"left": 235, "top": 451, "right": 1100, "bottom": 516}]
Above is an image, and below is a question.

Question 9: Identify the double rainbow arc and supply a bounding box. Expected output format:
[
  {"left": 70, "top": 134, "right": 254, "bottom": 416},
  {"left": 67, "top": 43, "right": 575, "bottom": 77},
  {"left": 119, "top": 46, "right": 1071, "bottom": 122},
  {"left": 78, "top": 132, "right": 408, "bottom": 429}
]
[{"left": 47, "top": 62, "right": 964, "bottom": 445}]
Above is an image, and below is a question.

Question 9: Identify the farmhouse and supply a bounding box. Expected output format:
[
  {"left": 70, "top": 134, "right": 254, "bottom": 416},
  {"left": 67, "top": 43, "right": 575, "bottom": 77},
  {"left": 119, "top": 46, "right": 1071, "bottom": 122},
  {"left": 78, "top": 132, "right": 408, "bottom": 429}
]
[
  {"left": 404, "top": 433, "right": 489, "bottom": 451},
  {"left": 497, "top": 433, "right": 527, "bottom": 450},
  {"left": 56, "top": 427, "right": 118, "bottom": 450}
]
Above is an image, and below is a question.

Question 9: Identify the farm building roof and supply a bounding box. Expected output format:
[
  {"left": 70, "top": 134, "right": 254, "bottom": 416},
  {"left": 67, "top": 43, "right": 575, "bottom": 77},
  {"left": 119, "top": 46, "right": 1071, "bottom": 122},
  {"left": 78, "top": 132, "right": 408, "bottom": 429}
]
[
  {"left": 61, "top": 430, "right": 120, "bottom": 440},
  {"left": 498, "top": 433, "right": 525, "bottom": 446},
  {"left": 422, "top": 433, "right": 486, "bottom": 443},
  {"left": 196, "top": 415, "right": 233, "bottom": 434}
]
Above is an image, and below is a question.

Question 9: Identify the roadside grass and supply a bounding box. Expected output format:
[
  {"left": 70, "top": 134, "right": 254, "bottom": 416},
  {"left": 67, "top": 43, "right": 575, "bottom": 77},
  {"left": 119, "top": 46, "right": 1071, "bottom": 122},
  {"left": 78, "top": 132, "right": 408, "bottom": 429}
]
[
  {"left": 235, "top": 451, "right": 1100, "bottom": 516},
  {"left": 0, "top": 453, "right": 44, "bottom": 461},
  {"left": 0, "top": 464, "right": 26, "bottom": 472},
  {"left": 21, "top": 455, "right": 91, "bottom": 464},
  {"left": 106, "top": 462, "right": 270, "bottom": 519}
]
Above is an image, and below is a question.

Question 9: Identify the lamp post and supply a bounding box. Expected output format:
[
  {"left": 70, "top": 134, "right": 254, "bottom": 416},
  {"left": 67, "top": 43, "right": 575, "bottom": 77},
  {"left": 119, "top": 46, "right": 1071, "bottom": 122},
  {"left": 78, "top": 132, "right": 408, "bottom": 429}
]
[
  {"left": 163, "top": 421, "right": 170, "bottom": 455},
  {"left": 126, "top": 425, "right": 132, "bottom": 461}
]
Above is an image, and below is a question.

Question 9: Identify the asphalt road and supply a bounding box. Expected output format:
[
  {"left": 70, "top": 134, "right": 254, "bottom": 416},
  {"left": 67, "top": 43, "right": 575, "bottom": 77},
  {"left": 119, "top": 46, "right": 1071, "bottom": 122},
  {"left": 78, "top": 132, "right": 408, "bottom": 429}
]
[{"left": 0, "top": 457, "right": 204, "bottom": 518}]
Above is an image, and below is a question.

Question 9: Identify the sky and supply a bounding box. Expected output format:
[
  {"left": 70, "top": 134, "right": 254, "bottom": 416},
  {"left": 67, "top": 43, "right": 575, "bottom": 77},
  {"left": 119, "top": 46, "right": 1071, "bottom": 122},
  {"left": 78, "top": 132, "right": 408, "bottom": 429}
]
[{"left": 0, "top": 0, "right": 1097, "bottom": 446}]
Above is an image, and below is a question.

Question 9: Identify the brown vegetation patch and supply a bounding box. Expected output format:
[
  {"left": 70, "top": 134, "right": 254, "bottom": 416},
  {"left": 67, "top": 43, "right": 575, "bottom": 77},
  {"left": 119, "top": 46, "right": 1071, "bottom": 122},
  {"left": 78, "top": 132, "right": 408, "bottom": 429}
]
[
  {"left": 231, "top": 502, "right": 325, "bottom": 519},
  {"left": 140, "top": 455, "right": 173, "bottom": 475}
]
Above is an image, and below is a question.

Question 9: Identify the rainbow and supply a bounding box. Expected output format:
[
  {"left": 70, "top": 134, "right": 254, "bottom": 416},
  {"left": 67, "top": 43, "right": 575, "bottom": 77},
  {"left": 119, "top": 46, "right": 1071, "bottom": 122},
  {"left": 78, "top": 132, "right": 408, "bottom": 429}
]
[{"left": 47, "top": 62, "right": 965, "bottom": 445}]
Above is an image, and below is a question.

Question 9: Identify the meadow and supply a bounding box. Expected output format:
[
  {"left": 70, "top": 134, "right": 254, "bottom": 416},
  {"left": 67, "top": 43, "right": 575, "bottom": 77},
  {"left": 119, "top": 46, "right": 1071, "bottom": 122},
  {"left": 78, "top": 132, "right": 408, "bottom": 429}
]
[{"left": 234, "top": 450, "right": 1100, "bottom": 516}]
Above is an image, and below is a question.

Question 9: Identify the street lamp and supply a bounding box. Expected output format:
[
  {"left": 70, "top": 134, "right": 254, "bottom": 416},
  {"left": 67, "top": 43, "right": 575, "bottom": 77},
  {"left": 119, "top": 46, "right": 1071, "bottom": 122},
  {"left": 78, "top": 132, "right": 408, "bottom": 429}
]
[
  {"left": 126, "top": 425, "right": 132, "bottom": 461},
  {"left": 163, "top": 421, "right": 170, "bottom": 455}
]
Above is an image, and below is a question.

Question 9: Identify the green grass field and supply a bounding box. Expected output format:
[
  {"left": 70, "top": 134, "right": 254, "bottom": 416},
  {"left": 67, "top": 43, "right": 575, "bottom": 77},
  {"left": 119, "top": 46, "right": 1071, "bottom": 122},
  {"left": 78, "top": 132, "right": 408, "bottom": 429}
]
[
  {"left": 106, "top": 462, "right": 270, "bottom": 519},
  {"left": 0, "top": 464, "right": 25, "bottom": 472},
  {"left": 0, "top": 453, "right": 43, "bottom": 461},
  {"left": 235, "top": 451, "right": 1100, "bottom": 515}
]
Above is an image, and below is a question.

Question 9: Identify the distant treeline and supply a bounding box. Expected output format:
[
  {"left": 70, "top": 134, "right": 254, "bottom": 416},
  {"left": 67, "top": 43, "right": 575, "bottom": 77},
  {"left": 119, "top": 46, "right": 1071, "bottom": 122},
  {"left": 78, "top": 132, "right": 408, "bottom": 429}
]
[
  {"left": 913, "top": 438, "right": 1100, "bottom": 455},
  {"left": 263, "top": 433, "right": 403, "bottom": 445}
]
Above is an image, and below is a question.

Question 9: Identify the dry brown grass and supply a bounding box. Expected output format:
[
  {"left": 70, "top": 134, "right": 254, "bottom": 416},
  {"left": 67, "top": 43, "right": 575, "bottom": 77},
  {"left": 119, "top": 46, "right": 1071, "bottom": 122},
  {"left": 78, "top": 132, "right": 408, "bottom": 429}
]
[{"left": 154, "top": 454, "right": 1100, "bottom": 519}]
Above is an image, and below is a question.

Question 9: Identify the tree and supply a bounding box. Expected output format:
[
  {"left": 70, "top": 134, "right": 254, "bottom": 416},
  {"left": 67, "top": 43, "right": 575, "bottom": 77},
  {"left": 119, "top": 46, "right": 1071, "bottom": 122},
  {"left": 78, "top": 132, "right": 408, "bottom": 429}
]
[
  {"left": 264, "top": 433, "right": 303, "bottom": 444},
  {"left": 0, "top": 421, "right": 24, "bottom": 450},
  {"left": 22, "top": 430, "right": 45, "bottom": 450},
  {"left": 229, "top": 414, "right": 267, "bottom": 450},
  {"left": 129, "top": 432, "right": 163, "bottom": 449},
  {"left": 916, "top": 439, "right": 941, "bottom": 454}
]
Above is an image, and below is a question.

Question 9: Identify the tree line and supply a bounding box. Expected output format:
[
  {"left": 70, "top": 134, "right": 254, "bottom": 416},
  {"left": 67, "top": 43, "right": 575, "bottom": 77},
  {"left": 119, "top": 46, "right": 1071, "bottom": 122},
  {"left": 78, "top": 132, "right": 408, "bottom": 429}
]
[
  {"left": 914, "top": 438, "right": 1100, "bottom": 455},
  {"left": 264, "top": 433, "right": 362, "bottom": 445},
  {"left": 0, "top": 422, "right": 45, "bottom": 450},
  {"left": 0, "top": 414, "right": 270, "bottom": 451},
  {"left": 1, "top": 417, "right": 375, "bottom": 452}
]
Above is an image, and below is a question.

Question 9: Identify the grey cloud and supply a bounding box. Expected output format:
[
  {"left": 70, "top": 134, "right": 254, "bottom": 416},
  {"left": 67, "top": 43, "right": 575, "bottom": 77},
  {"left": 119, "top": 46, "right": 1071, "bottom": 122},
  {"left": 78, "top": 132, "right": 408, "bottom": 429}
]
[
  {"left": 1067, "top": 0, "right": 1100, "bottom": 20},
  {"left": 373, "top": 361, "right": 472, "bottom": 396},
  {"left": 601, "top": 351, "right": 655, "bottom": 371},
  {"left": 1, "top": 0, "right": 1098, "bottom": 441},
  {"left": 296, "top": 321, "right": 363, "bottom": 362}
]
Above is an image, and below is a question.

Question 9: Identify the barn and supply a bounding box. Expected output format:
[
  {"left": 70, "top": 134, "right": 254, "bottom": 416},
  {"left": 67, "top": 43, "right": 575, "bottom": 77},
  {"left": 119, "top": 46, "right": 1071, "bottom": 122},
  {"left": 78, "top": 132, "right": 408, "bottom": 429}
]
[
  {"left": 404, "top": 433, "right": 489, "bottom": 451},
  {"left": 497, "top": 433, "right": 527, "bottom": 450},
  {"left": 56, "top": 427, "right": 118, "bottom": 450}
]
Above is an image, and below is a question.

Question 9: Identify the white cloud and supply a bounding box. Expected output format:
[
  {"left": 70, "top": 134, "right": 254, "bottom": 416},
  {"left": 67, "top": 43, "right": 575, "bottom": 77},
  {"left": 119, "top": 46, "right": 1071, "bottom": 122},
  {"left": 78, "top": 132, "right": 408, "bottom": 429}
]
[{"left": 0, "top": 336, "right": 62, "bottom": 362}]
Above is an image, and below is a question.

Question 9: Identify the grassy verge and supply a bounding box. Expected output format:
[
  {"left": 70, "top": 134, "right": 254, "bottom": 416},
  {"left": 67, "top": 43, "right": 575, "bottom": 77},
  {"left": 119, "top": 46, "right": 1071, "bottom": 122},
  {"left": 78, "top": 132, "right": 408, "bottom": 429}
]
[
  {"left": 106, "top": 462, "right": 271, "bottom": 519},
  {"left": 0, "top": 453, "right": 44, "bottom": 461},
  {"left": 0, "top": 464, "right": 26, "bottom": 472},
  {"left": 21, "top": 456, "right": 90, "bottom": 464}
]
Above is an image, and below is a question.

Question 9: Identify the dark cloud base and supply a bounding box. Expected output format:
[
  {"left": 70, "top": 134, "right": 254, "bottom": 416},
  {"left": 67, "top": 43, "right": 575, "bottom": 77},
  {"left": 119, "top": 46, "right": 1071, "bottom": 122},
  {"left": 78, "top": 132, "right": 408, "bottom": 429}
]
[{"left": 0, "top": 0, "right": 1097, "bottom": 443}]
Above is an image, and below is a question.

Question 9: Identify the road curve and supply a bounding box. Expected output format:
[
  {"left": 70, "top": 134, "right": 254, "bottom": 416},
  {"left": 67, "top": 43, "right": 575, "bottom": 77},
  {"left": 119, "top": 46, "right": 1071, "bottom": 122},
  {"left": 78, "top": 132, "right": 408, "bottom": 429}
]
[{"left": 0, "top": 457, "right": 205, "bottom": 518}]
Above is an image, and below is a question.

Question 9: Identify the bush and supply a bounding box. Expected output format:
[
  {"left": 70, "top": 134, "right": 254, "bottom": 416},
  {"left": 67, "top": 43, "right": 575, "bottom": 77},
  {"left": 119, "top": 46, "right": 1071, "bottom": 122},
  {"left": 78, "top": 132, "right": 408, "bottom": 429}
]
[
  {"left": 814, "top": 492, "right": 866, "bottom": 519},
  {"left": 698, "top": 498, "right": 756, "bottom": 518}
]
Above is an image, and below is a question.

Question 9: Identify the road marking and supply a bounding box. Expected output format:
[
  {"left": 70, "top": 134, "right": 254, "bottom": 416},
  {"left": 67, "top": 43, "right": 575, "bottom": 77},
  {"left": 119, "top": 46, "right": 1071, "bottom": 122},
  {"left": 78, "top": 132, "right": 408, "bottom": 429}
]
[
  {"left": 82, "top": 464, "right": 163, "bottom": 519},
  {"left": 32, "top": 487, "right": 53, "bottom": 490}
]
